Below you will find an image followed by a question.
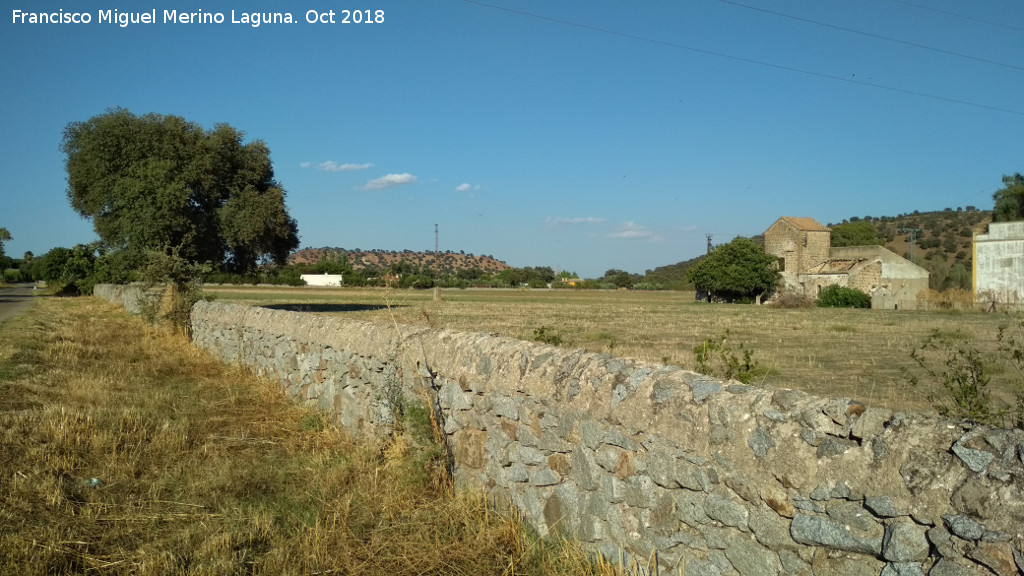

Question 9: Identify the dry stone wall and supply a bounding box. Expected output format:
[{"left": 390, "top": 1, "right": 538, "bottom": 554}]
[
  {"left": 94, "top": 288, "right": 1024, "bottom": 575},
  {"left": 93, "top": 283, "right": 164, "bottom": 315}
]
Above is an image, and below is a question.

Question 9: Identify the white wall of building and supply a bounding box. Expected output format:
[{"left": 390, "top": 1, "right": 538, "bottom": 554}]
[
  {"left": 974, "top": 222, "right": 1024, "bottom": 304},
  {"left": 300, "top": 274, "right": 343, "bottom": 287}
]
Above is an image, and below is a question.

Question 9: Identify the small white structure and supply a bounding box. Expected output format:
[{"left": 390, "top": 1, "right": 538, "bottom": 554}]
[
  {"left": 300, "top": 274, "right": 343, "bottom": 287},
  {"left": 974, "top": 222, "right": 1024, "bottom": 305}
]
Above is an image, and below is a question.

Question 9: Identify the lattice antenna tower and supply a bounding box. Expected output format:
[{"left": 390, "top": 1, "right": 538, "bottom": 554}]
[{"left": 898, "top": 227, "right": 922, "bottom": 262}]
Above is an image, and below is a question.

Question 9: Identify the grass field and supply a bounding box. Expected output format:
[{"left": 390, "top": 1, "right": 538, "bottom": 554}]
[
  {"left": 205, "top": 285, "right": 1024, "bottom": 415},
  {"left": 0, "top": 297, "right": 627, "bottom": 575}
]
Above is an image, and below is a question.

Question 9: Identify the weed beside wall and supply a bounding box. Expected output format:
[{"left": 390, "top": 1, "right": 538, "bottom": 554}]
[
  {"left": 911, "top": 323, "right": 1024, "bottom": 428},
  {"left": 692, "top": 331, "right": 768, "bottom": 384},
  {"left": 96, "top": 281, "right": 210, "bottom": 335}
]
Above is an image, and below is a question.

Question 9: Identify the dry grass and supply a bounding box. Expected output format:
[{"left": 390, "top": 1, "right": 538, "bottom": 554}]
[
  {"left": 207, "top": 286, "right": 1024, "bottom": 413},
  {"left": 0, "top": 297, "right": 629, "bottom": 575}
]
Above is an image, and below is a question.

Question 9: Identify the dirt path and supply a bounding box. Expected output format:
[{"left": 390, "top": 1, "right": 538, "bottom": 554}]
[{"left": 0, "top": 285, "right": 38, "bottom": 325}]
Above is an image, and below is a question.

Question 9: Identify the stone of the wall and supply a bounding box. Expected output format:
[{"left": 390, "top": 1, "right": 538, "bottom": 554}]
[{"left": 95, "top": 287, "right": 1024, "bottom": 575}]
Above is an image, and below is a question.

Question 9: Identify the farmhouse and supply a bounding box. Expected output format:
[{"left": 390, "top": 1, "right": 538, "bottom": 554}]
[
  {"left": 973, "top": 221, "right": 1024, "bottom": 306},
  {"left": 764, "top": 217, "right": 929, "bottom": 309}
]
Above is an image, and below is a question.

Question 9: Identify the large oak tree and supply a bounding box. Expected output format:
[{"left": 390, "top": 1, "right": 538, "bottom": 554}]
[
  {"left": 685, "top": 237, "right": 780, "bottom": 303},
  {"left": 62, "top": 109, "right": 299, "bottom": 272}
]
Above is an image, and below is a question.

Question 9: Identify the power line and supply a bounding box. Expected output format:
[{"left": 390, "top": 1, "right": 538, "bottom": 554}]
[
  {"left": 459, "top": 0, "right": 1024, "bottom": 116},
  {"left": 717, "top": 0, "right": 1024, "bottom": 72},
  {"left": 890, "top": 0, "right": 1024, "bottom": 34}
]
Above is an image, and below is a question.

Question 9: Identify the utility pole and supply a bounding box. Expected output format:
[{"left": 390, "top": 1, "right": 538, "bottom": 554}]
[
  {"left": 899, "top": 227, "right": 922, "bottom": 262},
  {"left": 433, "top": 223, "right": 441, "bottom": 301}
]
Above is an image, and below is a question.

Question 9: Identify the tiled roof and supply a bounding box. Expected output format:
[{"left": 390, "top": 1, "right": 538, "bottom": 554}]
[{"left": 779, "top": 217, "right": 830, "bottom": 232}]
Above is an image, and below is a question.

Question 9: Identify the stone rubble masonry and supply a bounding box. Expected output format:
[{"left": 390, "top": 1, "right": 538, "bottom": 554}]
[
  {"left": 94, "top": 283, "right": 164, "bottom": 315},
  {"left": 94, "top": 287, "right": 1024, "bottom": 575}
]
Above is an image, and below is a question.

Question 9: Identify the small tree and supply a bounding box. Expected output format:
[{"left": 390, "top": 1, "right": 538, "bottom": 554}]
[
  {"left": 685, "top": 237, "right": 780, "bottom": 303},
  {"left": 993, "top": 173, "right": 1024, "bottom": 222},
  {"left": 0, "top": 228, "right": 11, "bottom": 263},
  {"left": 38, "top": 244, "right": 104, "bottom": 294},
  {"left": 601, "top": 269, "right": 640, "bottom": 289}
]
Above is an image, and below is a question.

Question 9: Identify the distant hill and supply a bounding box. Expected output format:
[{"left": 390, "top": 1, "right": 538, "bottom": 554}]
[
  {"left": 644, "top": 207, "right": 992, "bottom": 291},
  {"left": 289, "top": 247, "right": 512, "bottom": 276},
  {"left": 643, "top": 256, "right": 702, "bottom": 290},
  {"left": 839, "top": 207, "right": 991, "bottom": 290},
  {"left": 832, "top": 207, "right": 990, "bottom": 267}
]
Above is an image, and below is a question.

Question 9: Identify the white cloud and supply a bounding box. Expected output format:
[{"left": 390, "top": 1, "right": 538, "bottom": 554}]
[
  {"left": 545, "top": 216, "right": 607, "bottom": 227},
  {"left": 319, "top": 161, "right": 374, "bottom": 172},
  {"left": 364, "top": 173, "right": 417, "bottom": 190},
  {"left": 607, "top": 221, "right": 658, "bottom": 240},
  {"left": 299, "top": 161, "right": 312, "bottom": 168},
  {"left": 455, "top": 182, "right": 483, "bottom": 192}
]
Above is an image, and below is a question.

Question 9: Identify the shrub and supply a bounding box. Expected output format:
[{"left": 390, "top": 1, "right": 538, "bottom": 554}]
[
  {"left": 693, "top": 331, "right": 767, "bottom": 384},
  {"left": 399, "top": 274, "right": 435, "bottom": 289},
  {"left": 532, "top": 326, "right": 562, "bottom": 346},
  {"left": 768, "top": 290, "right": 814, "bottom": 309},
  {"left": 137, "top": 249, "right": 212, "bottom": 332},
  {"left": 630, "top": 282, "right": 663, "bottom": 291},
  {"left": 816, "top": 285, "right": 871, "bottom": 308},
  {"left": 910, "top": 328, "right": 1023, "bottom": 428}
]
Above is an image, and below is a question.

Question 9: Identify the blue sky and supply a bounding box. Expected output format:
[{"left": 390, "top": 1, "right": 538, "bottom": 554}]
[{"left": 2, "top": 0, "right": 1021, "bottom": 278}]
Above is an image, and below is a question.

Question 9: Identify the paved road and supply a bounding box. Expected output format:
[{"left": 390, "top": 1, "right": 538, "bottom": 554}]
[{"left": 0, "top": 285, "right": 38, "bottom": 326}]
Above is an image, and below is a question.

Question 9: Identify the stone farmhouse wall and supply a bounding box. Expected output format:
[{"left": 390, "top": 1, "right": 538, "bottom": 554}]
[
  {"left": 764, "top": 219, "right": 831, "bottom": 280},
  {"left": 830, "top": 246, "right": 930, "bottom": 309},
  {"left": 93, "top": 288, "right": 1024, "bottom": 576},
  {"left": 849, "top": 261, "right": 884, "bottom": 295}
]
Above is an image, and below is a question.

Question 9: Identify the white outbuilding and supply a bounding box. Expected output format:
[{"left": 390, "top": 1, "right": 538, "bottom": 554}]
[
  {"left": 300, "top": 274, "right": 343, "bottom": 287},
  {"left": 974, "top": 221, "right": 1024, "bottom": 306}
]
